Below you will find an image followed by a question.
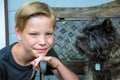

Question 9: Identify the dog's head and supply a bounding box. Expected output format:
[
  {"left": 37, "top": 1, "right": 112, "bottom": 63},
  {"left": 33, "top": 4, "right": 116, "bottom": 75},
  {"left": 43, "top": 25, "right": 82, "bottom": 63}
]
[{"left": 75, "top": 18, "right": 120, "bottom": 61}]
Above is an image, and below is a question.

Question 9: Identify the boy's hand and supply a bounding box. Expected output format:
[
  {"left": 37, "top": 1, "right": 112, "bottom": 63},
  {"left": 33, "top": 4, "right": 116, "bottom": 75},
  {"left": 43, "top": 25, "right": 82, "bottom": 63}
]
[{"left": 30, "top": 56, "right": 60, "bottom": 71}]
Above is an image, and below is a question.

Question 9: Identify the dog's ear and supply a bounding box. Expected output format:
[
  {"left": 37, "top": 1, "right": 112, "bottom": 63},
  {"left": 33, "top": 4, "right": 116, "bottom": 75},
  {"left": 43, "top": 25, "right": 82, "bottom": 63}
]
[
  {"left": 102, "top": 18, "right": 113, "bottom": 32},
  {"left": 102, "top": 18, "right": 112, "bottom": 28}
]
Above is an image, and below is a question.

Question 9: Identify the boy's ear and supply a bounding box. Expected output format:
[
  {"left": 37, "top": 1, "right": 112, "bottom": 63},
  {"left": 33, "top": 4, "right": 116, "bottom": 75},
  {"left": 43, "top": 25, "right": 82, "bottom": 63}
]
[
  {"left": 15, "top": 26, "right": 22, "bottom": 40},
  {"left": 102, "top": 18, "right": 112, "bottom": 28}
]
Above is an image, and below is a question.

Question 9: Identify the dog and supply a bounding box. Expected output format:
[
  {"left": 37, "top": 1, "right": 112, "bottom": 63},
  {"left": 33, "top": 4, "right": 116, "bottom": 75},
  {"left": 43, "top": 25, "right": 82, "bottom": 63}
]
[{"left": 75, "top": 17, "right": 120, "bottom": 80}]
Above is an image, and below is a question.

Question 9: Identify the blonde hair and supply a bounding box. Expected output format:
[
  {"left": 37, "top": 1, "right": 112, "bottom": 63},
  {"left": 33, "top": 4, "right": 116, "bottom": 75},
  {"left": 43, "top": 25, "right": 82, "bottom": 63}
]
[{"left": 15, "top": 1, "right": 56, "bottom": 32}]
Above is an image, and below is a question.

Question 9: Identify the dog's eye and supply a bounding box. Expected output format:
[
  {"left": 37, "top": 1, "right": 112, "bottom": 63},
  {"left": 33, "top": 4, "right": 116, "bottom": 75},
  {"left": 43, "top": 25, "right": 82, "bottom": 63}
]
[
  {"left": 80, "top": 37, "right": 87, "bottom": 42},
  {"left": 77, "top": 36, "right": 87, "bottom": 42}
]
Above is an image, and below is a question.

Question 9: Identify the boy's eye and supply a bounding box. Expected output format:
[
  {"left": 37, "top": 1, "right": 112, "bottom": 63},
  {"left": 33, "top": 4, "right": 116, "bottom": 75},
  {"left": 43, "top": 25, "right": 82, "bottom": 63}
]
[
  {"left": 29, "top": 33, "right": 38, "bottom": 37},
  {"left": 46, "top": 33, "right": 53, "bottom": 35},
  {"left": 29, "top": 33, "right": 38, "bottom": 35}
]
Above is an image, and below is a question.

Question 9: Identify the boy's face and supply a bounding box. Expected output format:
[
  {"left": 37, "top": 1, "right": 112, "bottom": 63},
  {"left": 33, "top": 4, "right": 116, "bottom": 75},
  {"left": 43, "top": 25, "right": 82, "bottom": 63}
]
[{"left": 16, "top": 16, "right": 54, "bottom": 58}]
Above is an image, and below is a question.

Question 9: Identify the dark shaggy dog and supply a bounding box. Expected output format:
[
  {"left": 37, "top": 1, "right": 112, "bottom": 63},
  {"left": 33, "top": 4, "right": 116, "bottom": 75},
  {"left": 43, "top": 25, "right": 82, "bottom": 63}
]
[{"left": 75, "top": 18, "right": 120, "bottom": 80}]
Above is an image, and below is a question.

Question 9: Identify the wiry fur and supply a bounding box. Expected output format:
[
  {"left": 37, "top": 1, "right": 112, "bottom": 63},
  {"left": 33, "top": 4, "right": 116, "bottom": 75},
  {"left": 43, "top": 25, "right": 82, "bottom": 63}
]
[{"left": 75, "top": 18, "right": 120, "bottom": 80}]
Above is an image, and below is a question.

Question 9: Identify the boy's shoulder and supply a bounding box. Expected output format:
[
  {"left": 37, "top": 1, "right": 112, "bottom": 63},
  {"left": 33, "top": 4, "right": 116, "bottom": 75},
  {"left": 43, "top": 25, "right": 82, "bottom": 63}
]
[
  {"left": 0, "top": 42, "right": 17, "bottom": 60},
  {"left": 0, "top": 45, "right": 11, "bottom": 60}
]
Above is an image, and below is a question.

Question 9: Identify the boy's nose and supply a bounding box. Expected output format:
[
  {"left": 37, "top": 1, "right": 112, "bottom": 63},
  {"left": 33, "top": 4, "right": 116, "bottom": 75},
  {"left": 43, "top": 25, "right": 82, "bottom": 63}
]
[{"left": 38, "top": 36, "right": 46, "bottom": 45}]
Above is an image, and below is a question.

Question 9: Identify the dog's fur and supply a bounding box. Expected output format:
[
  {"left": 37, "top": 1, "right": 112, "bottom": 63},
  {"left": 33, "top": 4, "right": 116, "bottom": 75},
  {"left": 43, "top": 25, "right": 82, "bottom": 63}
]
[{"left": 75, "top": 18, "right": 120, "bottom": 80}]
